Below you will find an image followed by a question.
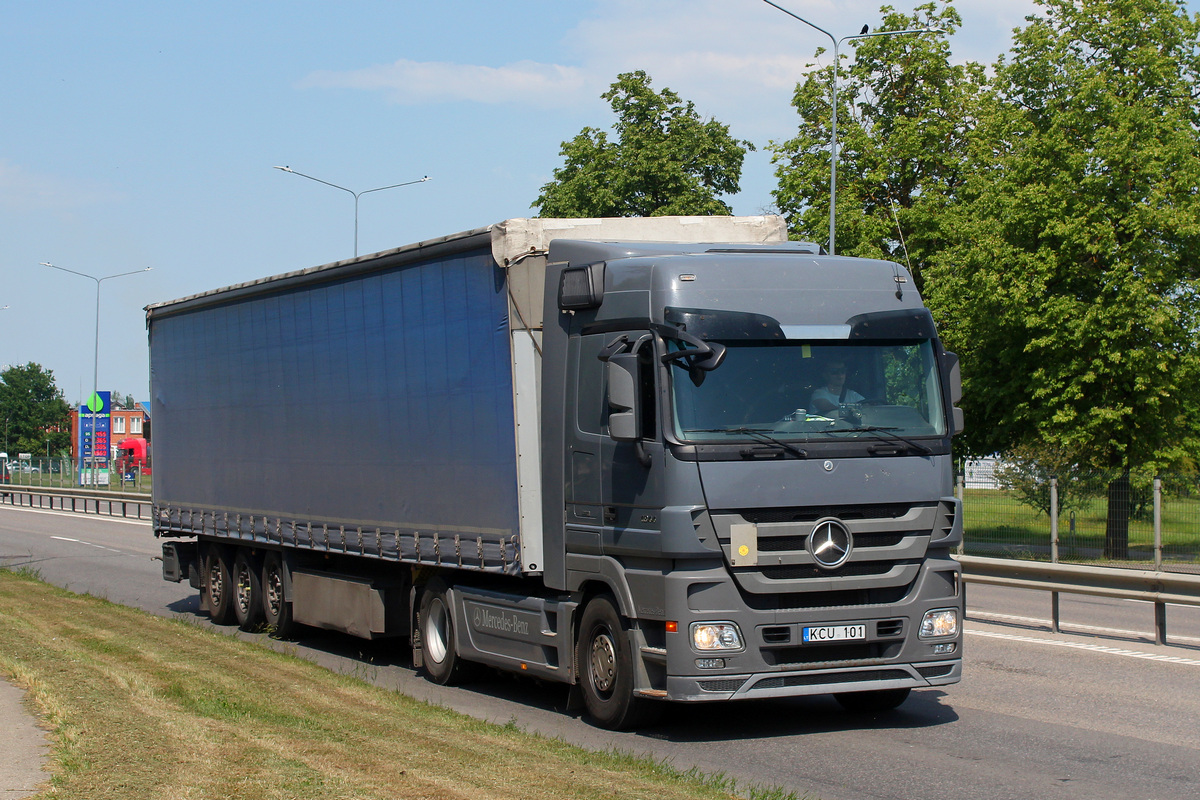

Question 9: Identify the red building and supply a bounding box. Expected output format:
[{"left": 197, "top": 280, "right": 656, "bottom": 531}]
[{"left": 69, "top": 401, "right": 151, "bottom": 470}]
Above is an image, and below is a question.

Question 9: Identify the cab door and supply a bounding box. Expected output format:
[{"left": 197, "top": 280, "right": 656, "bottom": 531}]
[
  {"left": 597, "top": 332, "right": 666, "bottom": 560},
  {"left": 563, "top": 330, "right": 666, "bottom": 567}
]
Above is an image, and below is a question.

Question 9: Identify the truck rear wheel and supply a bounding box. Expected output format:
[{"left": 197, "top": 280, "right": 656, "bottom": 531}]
[
  {"left": 232, "top": 550, "right": 265, "bottom": 631},
  {"left": 577, "top": 595, "right": 656, "bottom": 730},
  {"left": 261, "top": 552, "right": 295, "bottom": 638},
  {"left": 419, "top": 579, "right": 469, "bottom": 685},
  {"left": 834, "top": 687, "right": 911, "bottom": 713},
  {"left": 203, "top": 547, "right": 236, "bottom": 626}
]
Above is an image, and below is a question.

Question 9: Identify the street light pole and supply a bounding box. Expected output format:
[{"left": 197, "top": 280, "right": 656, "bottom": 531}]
[
  {"left": 273, "top": 167, "right": 431, "bottom": 257},
  {"left": 761, "top": 1, "right": 941, "bottom": 255},
  {"left": 40, "top": 262, "right": 151, "bottom": 487}
]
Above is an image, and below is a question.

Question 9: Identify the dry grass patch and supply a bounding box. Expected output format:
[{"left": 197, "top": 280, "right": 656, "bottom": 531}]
[{"left": 0, "top": 570, "right": 801, "bottom": 800}]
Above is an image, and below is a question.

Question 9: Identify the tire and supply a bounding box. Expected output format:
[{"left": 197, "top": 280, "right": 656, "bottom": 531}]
[
  {"left": 232, "top": 550, "right": 265, "bottom": 631},
  {"left": 834, "top": 687, "right": 911, "bottom": 714},
  {"left": 203, "top": 547, "right": 236, "bottom": 626},
  {"left": 576, "top": 595, "right": 657, "bottom": 730},
  {"left": 418, "top": 579, "right": 469, "bottom": 685},
  {"left": 260, "top": 552, "right": 295, "bottom": 638}
]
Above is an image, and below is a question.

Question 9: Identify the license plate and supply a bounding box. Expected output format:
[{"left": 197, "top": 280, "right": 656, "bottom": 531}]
[{"left": 803, "top": 624, "right": 867, "bottom": 643}]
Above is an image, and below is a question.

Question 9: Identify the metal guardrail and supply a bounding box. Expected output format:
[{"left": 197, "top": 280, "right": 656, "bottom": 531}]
[
  {"left": 0, "top": 486, "right": 152, "bottom": 521},
  {"left": 958, "top": 554, "right": 1200, "bottom": 646},
  {"left": 5, "top": 486, "right": 1197, "bottom": 646}
]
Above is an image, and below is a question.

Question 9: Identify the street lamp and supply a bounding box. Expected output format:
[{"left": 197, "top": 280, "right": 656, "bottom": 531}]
[
  {"left": 762, "top": 1, "right": 942, "bottom": 255},
  {"left": 40, "top": 262, "right": 151, "bottom": 487},
  {"left": 273, "top": 166, "right": 431, "bottom": 257}
]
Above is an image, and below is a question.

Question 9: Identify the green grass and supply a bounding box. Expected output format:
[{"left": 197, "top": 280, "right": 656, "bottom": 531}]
[
  {"left": 0, "top": 570, "right": 812, "bottom": 800},
  {"left": 962, "top": 488, "right": 1200, "bottom": 563}
]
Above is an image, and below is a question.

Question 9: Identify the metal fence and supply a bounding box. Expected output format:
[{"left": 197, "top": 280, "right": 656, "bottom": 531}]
[
  {"left": 958, "top": 464, "right": 1200, "bottom": 575},
  {"left": 3, "top": 456, "right": 151, "bottom": 493}
]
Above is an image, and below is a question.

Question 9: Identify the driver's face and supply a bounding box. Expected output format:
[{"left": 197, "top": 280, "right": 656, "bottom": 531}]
[{"left": 825, "top": 364, "right": 846, "bottom": 390}]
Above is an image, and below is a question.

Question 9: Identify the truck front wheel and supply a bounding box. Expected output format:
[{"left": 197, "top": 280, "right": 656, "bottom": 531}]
[
  {"left": 419, "top": 579, "right": 469, "bottom": 685},
  {"left": 577, "top": 595, "right": 656, "bottom": 730},
  {"left": 203, "top": 547, "right": 235, "bottom": 626}
]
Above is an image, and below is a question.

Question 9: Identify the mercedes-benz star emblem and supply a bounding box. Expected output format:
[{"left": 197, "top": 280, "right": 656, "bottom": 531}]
[{"left": 808, "top": 518, "right": 853, "bottom": 569}]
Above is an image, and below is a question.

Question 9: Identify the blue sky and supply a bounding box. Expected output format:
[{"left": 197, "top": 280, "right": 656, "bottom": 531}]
[{"left": 3, "top": 0, "right": 1194, "bottom": 401}]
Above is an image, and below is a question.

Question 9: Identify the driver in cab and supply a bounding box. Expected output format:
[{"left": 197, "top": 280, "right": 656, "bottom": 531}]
[{"left": 809, "top": 360, "right": 863, "bottom": 415}]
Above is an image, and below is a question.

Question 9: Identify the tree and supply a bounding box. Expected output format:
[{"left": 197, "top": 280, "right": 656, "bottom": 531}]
[
  {"left": 533, "top": 71, "right": 753, "bottom": 217},
  {"left": 108, "top": 392, "right": 137, "bottom": 410},
  {"left": 993, "top": 443, "right": 1097, "bottom": 518},
  {"left": 0, "top": 363, "right": 72, "bottom": 457},
  {"left": 770, "top": 2, "right": 985, "bottom": 286},
  {"left": 924, "top": 0, "right": 1200, "bottom": 556}
]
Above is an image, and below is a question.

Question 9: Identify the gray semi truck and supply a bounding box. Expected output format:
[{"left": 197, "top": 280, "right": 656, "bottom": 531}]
[{"left": 150, "top": 215, "right": 964, "bottom": 729}]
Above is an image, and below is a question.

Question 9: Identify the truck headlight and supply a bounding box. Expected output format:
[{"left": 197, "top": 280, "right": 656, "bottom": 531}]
[
  {"left": 919, "top": 608, "right": 959, "bottom": 639},
  {"left": 691, "top": 622, "right": 744, "bottom": 651}
]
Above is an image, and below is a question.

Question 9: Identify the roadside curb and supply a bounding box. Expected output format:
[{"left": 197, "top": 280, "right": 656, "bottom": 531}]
[{"left": 0, "top": 678, "right": 50, "bottom": 798}]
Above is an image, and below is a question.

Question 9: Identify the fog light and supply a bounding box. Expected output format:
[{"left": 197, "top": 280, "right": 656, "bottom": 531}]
[
  {"left": 932, "top": 642, "right": 956, "bottom": 655},
  {"left": 696, "top": 658, "right": 726, "bottom": 669},
  {"left": 691, "top": 622, "right": 744, "bottom": 651},
  {"left": 919, "top": 608, "right": 959, "bottom": 638}
]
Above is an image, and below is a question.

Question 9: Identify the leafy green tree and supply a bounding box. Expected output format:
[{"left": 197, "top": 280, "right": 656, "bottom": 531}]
[
  {"left": 925, "top": 0, "right": 1200, "bottom": 556},
  {"left": 994, "top": 443, "right": 1097, "bottom": 518},
  {"left": 534, "top": 71, "right": 753, "bottom": 217},
  {"left": 0, "top": 363, "right": 72, "bottom": 457},
  {"left": 770, "top": 2, "right": 984, "bottom": 285}
]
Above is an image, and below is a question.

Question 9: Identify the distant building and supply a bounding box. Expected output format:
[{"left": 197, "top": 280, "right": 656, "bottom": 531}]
[
  {"left": 963, "top": 457, "right": 1002, "bottom": 489},
  {"left": 69, "top": 401, "right": 150, "bottom": 462}
]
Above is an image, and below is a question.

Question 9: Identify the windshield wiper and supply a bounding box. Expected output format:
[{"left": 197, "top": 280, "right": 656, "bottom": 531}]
[
  {"left": 682, "top": 427, "right": 808, "bottom": 458},
  {"left": 834, "top": 425, "right": 933, "bottom": 455},
  {"left": 731, "top": 428, "right": 808, "bottom": 459}
]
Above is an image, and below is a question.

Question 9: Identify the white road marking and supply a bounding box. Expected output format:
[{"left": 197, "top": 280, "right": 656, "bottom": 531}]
[
  {"left": 51, "top": 536, "right": 124, "bottom": 554},
  {"left": 969, "top": 610, "right": 1200, "bottom": 646},
  {"left": 967, "top": 628, "right": 1200, "bottom": 666}
]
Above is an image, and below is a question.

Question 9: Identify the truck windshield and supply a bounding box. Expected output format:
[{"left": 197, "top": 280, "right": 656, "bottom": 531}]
[{"left": 669, "top": 338, "right": 947, "bottom": 444}]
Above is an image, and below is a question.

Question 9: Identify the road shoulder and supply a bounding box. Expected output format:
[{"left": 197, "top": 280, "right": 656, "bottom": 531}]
[{"left": 0, "top": 678, "right": 51, "bottom": 798}]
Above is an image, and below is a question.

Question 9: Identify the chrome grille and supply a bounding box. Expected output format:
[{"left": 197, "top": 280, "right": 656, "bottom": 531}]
[{"left": 712, "top": 503, "right": 938, "bottom": 598}]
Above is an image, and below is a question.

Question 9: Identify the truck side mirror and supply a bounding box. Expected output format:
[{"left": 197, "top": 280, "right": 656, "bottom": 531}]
[
  {"left": 606, "top": 353, "right": 641, "bottom": 442},
  {"left": 943, "top": 352, "right": 965, "bottom": 435}
]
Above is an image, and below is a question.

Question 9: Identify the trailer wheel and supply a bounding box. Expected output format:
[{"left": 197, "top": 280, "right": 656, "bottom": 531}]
[
  {"left": 419, "top": 580, "right": 468, "bottom": 685},
  {"left": 261, "top": 552, "right": 295, "bottom": 638},
  {"left": 232, "top": 550, "right": 265, "bottom": 631},
  {"left": 577, "top": 595, "right": 655, "bottom": 730},
  {"left": 834, "top": 687, "right": 911, "bottom": 714},
  {"left": 203, "top": 547, "right": 236, "bottom": 626}
]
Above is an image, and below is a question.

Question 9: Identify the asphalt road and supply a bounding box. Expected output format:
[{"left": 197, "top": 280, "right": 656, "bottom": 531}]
[{"left": 3, "top": 504, "right": 1199, "bottom": 800}]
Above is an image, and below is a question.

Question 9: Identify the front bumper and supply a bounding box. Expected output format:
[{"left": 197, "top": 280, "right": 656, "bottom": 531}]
[{"left": 662, "top": 658, "right": 961, "bottom": 702}]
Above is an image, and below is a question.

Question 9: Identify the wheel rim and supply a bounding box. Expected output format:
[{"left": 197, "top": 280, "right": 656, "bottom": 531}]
[
  {"left": 425, "top": 597, "right": 450, "bottom": 664},
  {"left": 265, "top": 565, "right": 283, "bottom": 618},
  {"left": 589, "top": 629, "right": 617, "bottom": 696},
  {"left": 208, "top": 561, "right": 225, "bottom": 605},
  {"left": 234, "top": 561, "right": 252, "bottom": 614}
]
